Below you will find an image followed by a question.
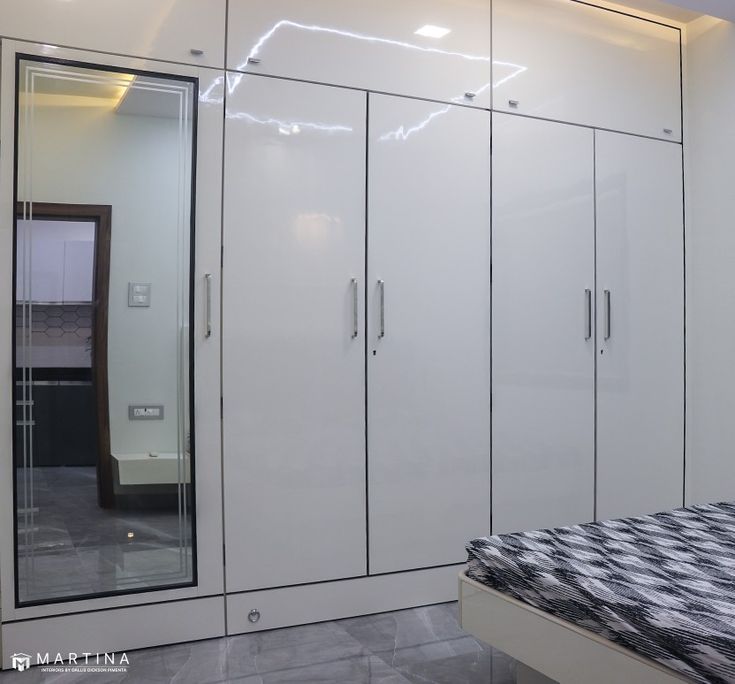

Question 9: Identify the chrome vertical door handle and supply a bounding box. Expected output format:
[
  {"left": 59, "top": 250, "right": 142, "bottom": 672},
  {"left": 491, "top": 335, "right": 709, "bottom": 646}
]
[
  {"left": 351, "top": 278, "right": 359, "bottom": 339},
  {"left": 378, "top": 280, "right": 385, "bottom": 339},
  {"left": 603, "top": 289, "right": 611, "bottom": 341},
  {"left": 205, "top": 273, "right": 213, "bottom": 339},
  {"left": 584, "top": 289, "right": 592, "bottom": 341}
]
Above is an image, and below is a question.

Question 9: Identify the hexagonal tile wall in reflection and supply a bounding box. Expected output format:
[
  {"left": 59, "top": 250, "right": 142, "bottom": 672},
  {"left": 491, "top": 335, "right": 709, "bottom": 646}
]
[{"left": 15, "top": 303, "right": 93, "bottom": 344}]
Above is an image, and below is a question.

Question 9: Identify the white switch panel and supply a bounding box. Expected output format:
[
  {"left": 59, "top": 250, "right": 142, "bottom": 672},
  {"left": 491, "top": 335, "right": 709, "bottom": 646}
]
[
  {"left": 128, "top": 282, "right": 152, "bottom": 307},
  {"left": 128, "top": 405, "right": 165, "bottom": 420}
]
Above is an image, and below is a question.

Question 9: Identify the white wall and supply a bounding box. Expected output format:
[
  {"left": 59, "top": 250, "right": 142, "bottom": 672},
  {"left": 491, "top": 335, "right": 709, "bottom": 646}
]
[
  {"left": 18, "top": 101, "right": 189, "bottom": 456},
  {"left": 684, "top": 16, "right": 735, "bottom": 505}
]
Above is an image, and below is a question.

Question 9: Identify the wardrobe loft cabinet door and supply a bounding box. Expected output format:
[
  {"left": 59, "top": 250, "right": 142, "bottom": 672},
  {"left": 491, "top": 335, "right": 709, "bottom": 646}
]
[
  {"left": 19, "top": 235, "right": 65, "bottom": 303},
  {"left": 227, "top": 0, "right": 491, "bottom": 108},
  {"left": 222, "top": 76, "right": 367, "bottom": 592},
  {"left": 63, "top": 241, "right": 95, "bottom": 302},
  {"left": 493, "top": 0, "right": 681, "bottom": 141},
  {"left": 492, "top": 114, "right": 595, "bottom": 535},
  {"left": 0, "top": 0, "right": 226, "bottom": 67},
  {"left": 367, "top": 95, "right": 491, "bottom": 574},
  {"left": 596, "top": 131, "right": 684, "bottom": 521}
]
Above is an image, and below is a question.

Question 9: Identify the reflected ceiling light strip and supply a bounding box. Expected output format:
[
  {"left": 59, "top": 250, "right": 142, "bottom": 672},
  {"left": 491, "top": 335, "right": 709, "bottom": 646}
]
[
  {"left": 27, "top": 67, "right": 137, "bottom": 109},
  {"left": 492, "top": 61, "right": 528, "bottom": 88},
  {"left": 222, "top": 36, "right": 524, "bottom": 103},
  {"left": 26, "top": 67, "right": 189, "bottom": 110},
  {"left": 227, "top": 110, "right": 353, "bottom": 133},
  {"left": 113, "top": 74, "right": 137, "bottom": 109},
  {"left": 237, "top": 19, "right": 491, "bottom": 73},
  {"left": 199, "top": 76, "right": 224, "bottom": 105},
  {"left": 451, "top": 81, "right": 491, "bottom": 103},
  {"left": 29, "top": 66, "right": 136, "bottom": 89},
  {"left": 379, "top": 105, "right": 452, "bottom": 142},
  {"left": 381, "top": 79, "right": 491, "bottom": 141}
]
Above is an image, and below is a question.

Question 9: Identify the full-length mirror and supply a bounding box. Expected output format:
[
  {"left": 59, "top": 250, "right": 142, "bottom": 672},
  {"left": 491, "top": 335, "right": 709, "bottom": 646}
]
[{"left": 14, "top": 57, "right": 197, "bottom": 605}]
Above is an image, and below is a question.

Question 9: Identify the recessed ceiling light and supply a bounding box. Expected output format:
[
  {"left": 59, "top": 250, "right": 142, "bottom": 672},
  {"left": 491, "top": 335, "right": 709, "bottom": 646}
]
[{"left": 415, "top": 25, "right": 451, "bottom": 39}]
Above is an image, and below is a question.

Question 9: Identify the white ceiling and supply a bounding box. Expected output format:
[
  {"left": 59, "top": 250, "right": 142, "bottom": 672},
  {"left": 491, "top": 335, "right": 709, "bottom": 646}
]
[
  {"left": 116, "top": 77, "right": 184, "bottom": 119},
  {"left": 658, "top": 0, "right": 735, "bottom": 21},
  {"left": 611, "top": 0, "right": 735, "bottom": 23},
  {"left": 607, "top": 0, "right": 702, "bottom": 22}
]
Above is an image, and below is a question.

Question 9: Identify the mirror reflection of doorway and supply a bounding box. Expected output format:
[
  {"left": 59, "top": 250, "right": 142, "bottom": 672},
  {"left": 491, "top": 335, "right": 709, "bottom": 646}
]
[
  {"left": 14, "top": 57, "right": 196, "bottom": 606},
  {"left": 15, "top": 203, "right": 112, "bottom": 507}
]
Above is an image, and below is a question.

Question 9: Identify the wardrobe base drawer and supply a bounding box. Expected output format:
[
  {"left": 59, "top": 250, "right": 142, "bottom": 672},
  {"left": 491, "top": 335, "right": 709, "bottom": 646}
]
[{"left": 226, "top": 564, "right": 462, "bottom": 634}]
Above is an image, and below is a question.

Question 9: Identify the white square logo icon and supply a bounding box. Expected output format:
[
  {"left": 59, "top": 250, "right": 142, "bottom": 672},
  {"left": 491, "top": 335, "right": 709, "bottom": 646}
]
[{"left": 12, "top": 653, "right": 31, "bottom": 671}]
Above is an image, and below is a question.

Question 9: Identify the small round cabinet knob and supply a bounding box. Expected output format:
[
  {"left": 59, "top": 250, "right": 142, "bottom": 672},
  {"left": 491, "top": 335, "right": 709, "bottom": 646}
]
[
  {"left": 190, "top": 48, "right": 204, "bottom": 57},
  {"left": 248, "top": 609, "right": 261, "bottom": 624},
  {"left": 464, "top": 92, "right": 476, "bottom": 100}
]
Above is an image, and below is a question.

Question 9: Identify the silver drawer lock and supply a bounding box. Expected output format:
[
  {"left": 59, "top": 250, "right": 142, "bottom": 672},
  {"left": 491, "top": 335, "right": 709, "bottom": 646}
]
[{"left": 248, "top": 609, "right": 261, "bottom": 624}]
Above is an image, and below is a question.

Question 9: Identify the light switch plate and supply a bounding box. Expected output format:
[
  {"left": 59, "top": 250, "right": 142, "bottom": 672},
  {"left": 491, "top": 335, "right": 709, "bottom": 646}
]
[
  {"left": 129, "top": 405, "right": 164, "bottom": 420},
  {"left": 128, "top": 282, "right": 152, "bottom": 307}
]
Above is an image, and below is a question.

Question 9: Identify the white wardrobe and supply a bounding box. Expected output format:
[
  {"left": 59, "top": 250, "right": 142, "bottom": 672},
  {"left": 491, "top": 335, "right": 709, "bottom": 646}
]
[
  {"left": 0, "top": 0, "right": 699, "bottom": 663},
  {"left": 222, "top": 78, "right": 491, "bottom": 598},
  {"left": 492, "top": 114, "right": 684, "bottom": 533}
]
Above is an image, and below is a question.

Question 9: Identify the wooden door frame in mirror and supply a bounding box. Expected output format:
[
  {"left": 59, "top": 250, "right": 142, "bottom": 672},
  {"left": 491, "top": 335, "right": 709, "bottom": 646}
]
[{"left": 15, "top": 201, "right": 114, "bottom": 508}]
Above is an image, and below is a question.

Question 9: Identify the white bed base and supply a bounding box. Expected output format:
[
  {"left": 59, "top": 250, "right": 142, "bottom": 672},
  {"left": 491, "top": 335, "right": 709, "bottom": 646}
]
[{"left": 459, "top": 571, "right": 690, "bottom": 684}]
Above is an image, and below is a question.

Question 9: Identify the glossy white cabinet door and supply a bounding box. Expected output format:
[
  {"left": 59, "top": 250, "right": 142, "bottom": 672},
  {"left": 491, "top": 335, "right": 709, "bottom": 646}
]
[
  {"left": 493, "top": 0, "right": 681, "bottom": 141},
  {"left": 0, "top": 0, "right": 226, "bottom": 67},
  {"left": 367, "top": 94, "right": 491, "bottom": 574},
  {"left": 596, "top": 131, "right": 684, "bottom": 521},
  {"left": 492, "top": 113, "right": 595, "bottom": 535},
  {"left": 227, "top": 0, "right": 491, "bottom": 108},
  {"left": 222, "top": 75, "right": 367, "bottom": 592}
]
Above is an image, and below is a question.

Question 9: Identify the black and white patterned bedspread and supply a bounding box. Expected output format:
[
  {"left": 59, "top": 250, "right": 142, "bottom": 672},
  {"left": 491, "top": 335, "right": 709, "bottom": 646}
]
[{"left": 467, "top": 503, "right": 735, "bottom": 683}]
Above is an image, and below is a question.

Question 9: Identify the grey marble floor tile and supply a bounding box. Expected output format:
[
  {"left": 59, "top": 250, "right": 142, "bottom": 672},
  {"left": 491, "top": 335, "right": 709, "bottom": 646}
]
[
  {"left": 395, "top": 650, "right": 500, "bottom": 684},
  {"left": 488, "top": 650, "right": 517, "bottom": 683},
  {"left": 372, "top": 635, "right": 491, "bottom": 670},
  {"left": 119, "top": 637, "right": 234, "bottom": 684},
  {"left": 339, "top": 603, "right": 472, "bottom": 655},
  {"left": 226, "top": 621, "right": 368, "bottom": 675},
  {"left": 0, "top": 669, "right": 124, "bottom": 684},
  {"left": 0, "top": 605, "right": 522, "bottom": 684},
  {"left": 338, "top": 603, "right": 513, "bottom": 684},
  {"left": 228, "top": 654, "right": 411, "bottom": 684}
]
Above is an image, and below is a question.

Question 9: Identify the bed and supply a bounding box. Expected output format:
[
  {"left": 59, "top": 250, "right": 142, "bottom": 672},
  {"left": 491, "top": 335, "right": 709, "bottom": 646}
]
[{"left": 459, "top": 503, "right": 735, "bottom": 684}]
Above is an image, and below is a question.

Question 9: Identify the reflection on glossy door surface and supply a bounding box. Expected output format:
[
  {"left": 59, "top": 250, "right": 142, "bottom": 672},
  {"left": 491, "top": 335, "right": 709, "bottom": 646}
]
[
  {"left": 227, "top": 0, "right": 492, "bottom": 108},
  {"left": 367, "top": 94, "right": 491, "bottom": 574},
  {"left": 222, "top": 75, "right": 367, "bottom": 592},
  {"left": 492, "top": 113, "right": 595, "bottom": 534},
  {"left": 14, "top": 58, "right": 197, "bottom": 605},
  {"left": 596, "top": 131, "right": 684, "bottom": 520}
]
